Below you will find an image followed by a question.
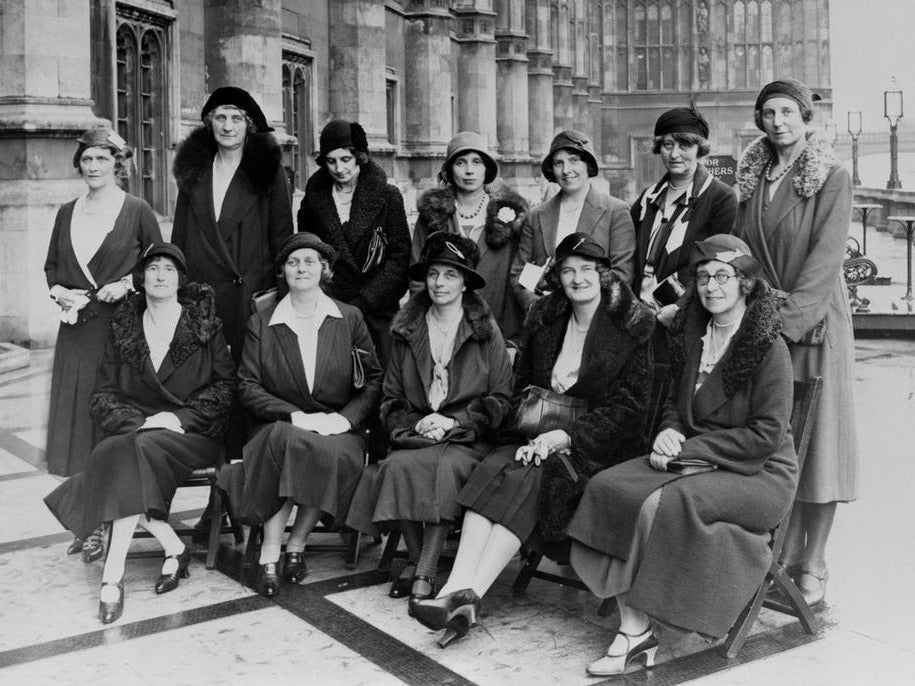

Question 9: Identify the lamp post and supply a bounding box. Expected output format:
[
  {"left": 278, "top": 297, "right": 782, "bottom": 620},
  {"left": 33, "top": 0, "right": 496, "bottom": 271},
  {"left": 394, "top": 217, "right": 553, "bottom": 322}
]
[
  {"left": 885, "top": 77, "right": 903, "bottom": 190},
  {"left": 825, "top": 121, "right": 838, "bottom": 147},
  {"left": 848, "top": 110, "right": 862, "bottom": 187}
]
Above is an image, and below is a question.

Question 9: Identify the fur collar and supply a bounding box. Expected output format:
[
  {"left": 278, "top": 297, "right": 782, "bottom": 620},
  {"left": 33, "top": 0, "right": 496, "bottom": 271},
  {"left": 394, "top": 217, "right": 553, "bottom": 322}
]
[
  {"left": 668, "top": 281, "right": 782, "bottom": 398},
  {"left": 526, "top": 270, "right": 655, "bottom": 344},
  {"left": 173, "top": 127, "right": 282, "bottom": 194},
  {"left": 110, "top": 283, "right": 222, "bottom": 372},
  {"left": 736, "top": 130, "right": 837, "bottom": 201},
  {"left": 390, "top": 290, "right": 495, "bottom": 342},
  {"left": 416, "top": 183, "right": 529, "bottom": 250}
]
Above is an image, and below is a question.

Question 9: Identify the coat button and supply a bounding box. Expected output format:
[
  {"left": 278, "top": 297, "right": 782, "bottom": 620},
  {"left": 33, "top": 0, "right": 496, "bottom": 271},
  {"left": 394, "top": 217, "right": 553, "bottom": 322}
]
[{"left": 233, "top": 277, "right": 243, "bottom": 286}]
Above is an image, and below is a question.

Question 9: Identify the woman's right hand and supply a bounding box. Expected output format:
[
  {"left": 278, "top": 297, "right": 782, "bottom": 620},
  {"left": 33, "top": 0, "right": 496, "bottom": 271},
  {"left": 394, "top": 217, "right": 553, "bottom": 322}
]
[
  {"left": 50, "top": 285, "right": 85, "bottom": 310},
  {"left": 652, "top": 427, "right": 685, "bottom": 457}
]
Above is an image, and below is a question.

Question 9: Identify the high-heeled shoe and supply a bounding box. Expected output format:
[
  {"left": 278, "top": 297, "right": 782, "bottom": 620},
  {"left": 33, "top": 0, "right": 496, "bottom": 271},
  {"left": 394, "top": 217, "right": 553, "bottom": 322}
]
[
  {"left": 406, "top": 575, "right": 436, "bottom": 617},
  {"left": 389, "top": 561, "right": 418, "bottom": 598},
  {"left": 258, "top": 562, "right": 281, "bottom": 597},
  {"left": 798, "top": 568, "right": 828, "bottom": 606},
  {"left": 98, "top": 581, "right": 125, "bottom": 625},
  {"left": 586, "top": 627, "right": 659, "bottom": 676},
  {"left": 154, "top": 547, "right": 190, "bottom": 595},
  {"left": 411, "top": 588, "right": 480, "bottom": 634},
  {"left": 282, "top": 551, "right": 307, "bottom": 584},
  {"left": 67, "top": 536, "right": 84, "bottom": 556},
  {"left": 82, "top": 525, "right": 106, "bottom": 563}
]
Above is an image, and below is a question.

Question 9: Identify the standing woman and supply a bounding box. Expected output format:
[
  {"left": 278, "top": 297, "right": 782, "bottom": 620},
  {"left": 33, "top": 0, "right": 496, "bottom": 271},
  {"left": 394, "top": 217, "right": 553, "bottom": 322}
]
[
  {"left": 45, "top": 243, "right": 235, "bottom": 624},
  {"left": 297, "top": 119, "right": 411, "bottom": 367},
  {"left": 44, "top": 123, "right": 162, "bottom": 558},
  {"left": 733, "top": 79, "right": 856, "bottom": 606},
  {"left": 222, "top": 233, "right": 382, "bottom": 597},
  {"left": 411, "top": 233, "right": 653, "bottom": 646},
  {"left": 632, "top": 107, "right": 737, "bottom": 333},
  {"left": 411, "top": 132, "right": 529, "bottom": 343},
  {"left": 347, "top": 233, "right": 513, "bottom": 607}
]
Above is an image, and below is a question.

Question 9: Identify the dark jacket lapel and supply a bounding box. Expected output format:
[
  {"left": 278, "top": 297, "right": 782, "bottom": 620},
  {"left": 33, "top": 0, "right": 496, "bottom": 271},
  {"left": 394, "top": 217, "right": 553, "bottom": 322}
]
[
  {"left": 188, "top": 167, "right": 239, "bottom": 275},
  {"left": 540, "top": 194, "right": 561, "bottom": 256},
  {"left": 577, "top": 187, "right": 609, "bottom": 239},
  {"left": 272, "top": 324, "right": 313, "bottom": 400},
  {"left": 216, "top": 170, "right": 257, "bottom": 242}
]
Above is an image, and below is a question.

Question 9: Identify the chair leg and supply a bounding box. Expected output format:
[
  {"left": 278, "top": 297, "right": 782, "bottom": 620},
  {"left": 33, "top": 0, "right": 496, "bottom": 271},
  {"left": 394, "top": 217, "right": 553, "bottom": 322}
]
[
  {"left": 512, "top": 550, "right": 543, "bottom": 592},
  {"left": 243, "top": 525, "right": 262, "bottom": 568},
  {"left": 764, "top": 566, "right": 819, "bottom": 635},
  {"left": 597, "top": 597, "right": 617, "bottom": 617},
  {"left": 722, "top": 577, "right": 770, "bottom": 658},
  {"left": 205, "top": 486, "right": 223, "bottom": 569},
  {"left": 346, "top": 530, "right": 361, "bottom": 570},
  {"left": 378, "top": 530, "right": 401, "bottom": 573}
]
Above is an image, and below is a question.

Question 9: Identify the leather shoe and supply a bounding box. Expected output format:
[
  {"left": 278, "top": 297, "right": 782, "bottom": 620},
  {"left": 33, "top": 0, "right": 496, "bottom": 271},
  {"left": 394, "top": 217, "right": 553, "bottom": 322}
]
[
  {"left": 407, "top": 574, "right": 436, "bottom": 618},
  {"left": 389, "top": 562, "right": 417, "bottom": 598},
  {"left": 99, "top": 581, "right": 125, "bottom": 624},
  {"left": 798, "top": 568, "right": 828, "bottom": 606},
  {"left": 282, "top": 551, "right": 307, "bottom": 584},
  {"left": 155, "top": 547, "right": 191, "bottom": 595},
  {"left": 258, "top": 562, "right": 281, "bottom": 597},
  {"left": 411, "top": 588, "right": 480, "bottom": 633}
]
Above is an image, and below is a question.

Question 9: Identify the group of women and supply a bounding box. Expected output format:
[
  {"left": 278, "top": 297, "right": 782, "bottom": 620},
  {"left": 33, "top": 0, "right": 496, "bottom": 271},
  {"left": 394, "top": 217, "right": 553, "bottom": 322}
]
[{"left": 43, "top": 77, "right": 856, "bottom": 676}]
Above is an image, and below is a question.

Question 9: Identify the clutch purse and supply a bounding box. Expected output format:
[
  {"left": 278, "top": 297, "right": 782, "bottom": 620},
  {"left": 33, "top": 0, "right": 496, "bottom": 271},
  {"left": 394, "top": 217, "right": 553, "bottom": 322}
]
[
  {"left": 351, "top": 346, "right": 370, "bottom": 389},
  {"left": 666, "top": 457, "right": 718, "bottom": 475},
  {"left": 361, "top": 226, "right": 388, "bottom": 274},
  {"left": 513, "top": 385, "right": 587, "bottom": 438},
  {"left": 797, "top": 318, "right": 827, "bottom": 346}
]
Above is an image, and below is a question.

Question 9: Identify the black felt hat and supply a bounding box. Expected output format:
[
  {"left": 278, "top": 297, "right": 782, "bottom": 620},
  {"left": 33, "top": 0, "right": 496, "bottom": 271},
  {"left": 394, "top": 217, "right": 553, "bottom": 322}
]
[
  {"left": 654, "top": 107, "right": 710, "bottom": 139},
  {"left": 275, "top": 232, "right": 338, "bottom": 272},
  {"left": 200, "top": 86, "right": 273, "bottom": 133},
  {"left": 408, "top": 232, "right": 486, "bottom": 291},
  {"left": 317, "top": 119, "right": 369, "bottom": 165}
]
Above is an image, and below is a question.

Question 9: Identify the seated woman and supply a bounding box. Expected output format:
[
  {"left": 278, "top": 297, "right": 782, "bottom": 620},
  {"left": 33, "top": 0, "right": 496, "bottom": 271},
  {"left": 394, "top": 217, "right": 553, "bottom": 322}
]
[
  {"left": 411, "top": 232, "right": 654, "bottom": 645},
  {"left": 221, "top": 232, "right": 382, "bottom": 597},
  {"left": 44, "top": 243, "right": 235, "bottom": 624},
  {"left": 566, "top": 234, "right": 797, "bottom": 676},
  {"left": 346, "top": 233, "right": 513, "bottom": 608}
]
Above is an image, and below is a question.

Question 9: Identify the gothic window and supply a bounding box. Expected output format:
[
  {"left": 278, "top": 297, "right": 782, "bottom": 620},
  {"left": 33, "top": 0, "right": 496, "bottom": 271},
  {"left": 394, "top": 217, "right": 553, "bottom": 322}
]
[
  {"left": 615, "top": 1, "right": 628, "bottom": 90},
  {"left": 631, "top": 1, "right": 677, "bottom": 90},
  {"left": 282, "top": 54, "right": 314, "bottom": 191},
  {"left": 115, "top": 16, "right": 168, "bottom": 213},
  {"left": 732, "top": 0, "right": 773, "bottom": 88}
]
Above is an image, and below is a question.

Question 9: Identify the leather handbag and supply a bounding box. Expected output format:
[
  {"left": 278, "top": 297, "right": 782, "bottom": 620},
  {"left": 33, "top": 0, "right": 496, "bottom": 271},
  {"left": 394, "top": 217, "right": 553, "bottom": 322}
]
[
  {"left": 351, "top": 346, "right": 370, "bottom": 389},
  {"left": 797, "top": 318, "right": 827, "bottom": 346},
  {"left": 513, "top": 385, "right": 587, "bottom": 438},
  {"left": 361, "top": 226, "right": 388, "bottom": 274}
]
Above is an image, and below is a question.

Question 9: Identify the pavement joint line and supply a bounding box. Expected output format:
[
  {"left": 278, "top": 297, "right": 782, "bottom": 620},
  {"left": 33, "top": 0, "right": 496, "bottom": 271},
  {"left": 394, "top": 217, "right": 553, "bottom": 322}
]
[
  {"left": 0, "top": 470, "right": 43, "bottom": 482},
  {"left": 0, "top": 370, "right": 49, "bottom": 389},
  {"left": 0, "top": 595, "right": 271, "bottom": 670},
  {"left": 0, "top": 428, "right": 45, "bottom": 471}
]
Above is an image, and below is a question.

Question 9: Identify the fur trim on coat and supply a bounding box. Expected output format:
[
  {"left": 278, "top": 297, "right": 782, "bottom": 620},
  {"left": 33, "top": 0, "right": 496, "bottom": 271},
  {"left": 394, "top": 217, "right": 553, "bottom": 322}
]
[
  {"left": 668, "top": 280, "right": 783, "bottom": 399},
  {"left": 736, "top": 130, "right": 838, "bottom": 202},
  {"left": 416, "top": 183, "right": 529, "bottom": 250},
  {"left": 390, "top": 289, "right": 495, "bottom": 342},
  {"left": 173, "top": 127, "right": 282, "bottom": 195},
  {"left": 525, "top": 272, "right": 655, "bottom": 542}
]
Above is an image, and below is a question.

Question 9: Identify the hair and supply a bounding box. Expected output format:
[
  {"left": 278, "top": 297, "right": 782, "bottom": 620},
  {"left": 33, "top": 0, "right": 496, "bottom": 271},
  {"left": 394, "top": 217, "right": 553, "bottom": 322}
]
[
  {"left": 694, "top": 262, "right": 761, "bottom": 299},
  {"left": 753, "top": 102, "right": 815, "bottom": 130},
  {"left": 203, "top": 106, "right": 258, "bottom": 135},
  {"left": 132, "top": 254, "right": 189, "bottom": 293},
  {"left": 275, "top": 256, "right": 334, "bottom": 299},
  {"left": 542, "top": 255, "right": 610, "bottom": 293},
  {"left": 317, "top": 147, "right": 369, "bottom": 168},
  {"left": 73, "top": 143, "right": 133, "bottom": 183},
  {"left": 652, "top": 132, "right": 711, "bottom": 157}
]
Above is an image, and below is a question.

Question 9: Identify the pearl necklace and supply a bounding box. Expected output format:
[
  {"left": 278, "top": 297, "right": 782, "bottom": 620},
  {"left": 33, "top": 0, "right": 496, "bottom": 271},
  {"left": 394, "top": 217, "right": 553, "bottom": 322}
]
[
  {"left": 457, "top": 191, "right": 488, "bottom": 221},
  {"left": 764, "top": 158, "right": 796, "bottom": 183}
]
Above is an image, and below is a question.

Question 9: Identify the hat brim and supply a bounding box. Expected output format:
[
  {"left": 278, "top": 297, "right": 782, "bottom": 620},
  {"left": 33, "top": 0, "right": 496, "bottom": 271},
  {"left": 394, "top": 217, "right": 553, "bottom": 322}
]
[
  {"left": 443, "top": 146, "right": 499, "bottom": 185},
  {"left": 408, "top": 259, "right": 486, "bottom": 291},
  {"left": 541, "top": 149, "right": 599, "bottom": 182}
]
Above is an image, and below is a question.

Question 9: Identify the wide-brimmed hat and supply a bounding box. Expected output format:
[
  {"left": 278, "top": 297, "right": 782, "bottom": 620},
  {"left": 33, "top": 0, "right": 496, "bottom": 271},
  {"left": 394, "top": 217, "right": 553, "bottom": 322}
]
[
  {"left": 408, "top": 232, "right": 486, "bottom": 291},
  {"left": 200, "top": 86, "right": 273, "bottom": 133},
  {"left": 275, "top": 232, "right": 338, "bottom": 272},
  {"left": 554, "top": 232, "right": 612, "bottom": 268},
  {"left": 441, "top": 131, "right": 498, "bottom": 185},
  {"left": 317, "top": 119, "right": 369, "bottom": 165},
  {"left": 654, "top": 107, "right": 710, "bottom": 139},
  {"left": 541, "top": 130, "right": 599, "bottom": 182},
  {"left": 690, "top": 234, "right": 761, "bottom": 279},
  {"left": 754, "top": 79, "right": 818, "bottom": 131}
]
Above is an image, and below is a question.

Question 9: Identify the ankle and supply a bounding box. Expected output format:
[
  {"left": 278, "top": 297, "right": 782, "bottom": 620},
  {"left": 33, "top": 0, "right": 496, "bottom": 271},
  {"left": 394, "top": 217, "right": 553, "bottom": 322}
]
[
  {"left": 285, "top": 540, "right": 306, "bottom": 555},
  {"left": 99, "top": 582, "right": 122, "bottom": 602}
]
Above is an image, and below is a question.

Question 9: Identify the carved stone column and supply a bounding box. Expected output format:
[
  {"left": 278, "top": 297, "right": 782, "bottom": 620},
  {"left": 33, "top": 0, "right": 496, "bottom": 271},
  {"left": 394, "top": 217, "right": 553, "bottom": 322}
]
[
  {"left": 454, "top": 2, "right": 498, "bottom": 147},
  {"left": 402, "top": 1, "right": 452, "bottom": 155},
  {"left": 495, "top": 1, "right": 529, "bottom": 161}
]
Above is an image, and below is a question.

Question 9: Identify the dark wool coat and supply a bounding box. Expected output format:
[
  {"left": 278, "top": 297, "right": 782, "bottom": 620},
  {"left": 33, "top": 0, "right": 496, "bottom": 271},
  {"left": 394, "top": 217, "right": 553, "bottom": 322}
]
[
  {"left": 631, "top": 163, "right": 737, "bottom": 292},
  {"left": 171, "top": 127, "right": 293, "bottom": 362},
  {"left": 222, "top": 299, "right": 383, "bottom": 525},
  {"left": 521, "top": 272, "right": 654, "bottom": 539},
  {"left": 568, "top": 283, "right": 797, "bottom": 638},
  {"left": 410, "top": 183, "right": 529, "bottom": 342},
  {"left": 510, "top": 186, "right": 636, "bottom": 311},
  {"left": 733, "top": 130, "right": 857, "bottom": 503},
  {"left": 43, "top": 193, "right": 162, "bottom": 475},
  {"left": 297, "top": 161, "right": 411, "bottom": 320},
  {"left": 44, "top": 283, "right": 236, "bottom": 540}
]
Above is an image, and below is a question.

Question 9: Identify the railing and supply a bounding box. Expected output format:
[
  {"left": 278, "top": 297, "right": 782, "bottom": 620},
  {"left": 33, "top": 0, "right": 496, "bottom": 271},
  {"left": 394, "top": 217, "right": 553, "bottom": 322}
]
[{"left": 853, "top": 188, "right": 915, "bottom": 235}]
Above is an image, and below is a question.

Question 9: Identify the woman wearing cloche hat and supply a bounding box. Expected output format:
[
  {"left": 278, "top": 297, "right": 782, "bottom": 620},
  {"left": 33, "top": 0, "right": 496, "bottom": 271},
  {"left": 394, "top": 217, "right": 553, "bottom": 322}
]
[
  {"left": 733, "top": 78, "right": 857, "bottom": 607},
  {"left": 346, "top": 232, "right": 513, "bottom": 612},
  {"left": 410, "top": 131, "right": 529, "bottom": 343},
  {"left": 510, "top": 130, "right": 636, "bottom": 313},
  {"left": 44, "top": 122, "right": 162, "bottom": 560}
]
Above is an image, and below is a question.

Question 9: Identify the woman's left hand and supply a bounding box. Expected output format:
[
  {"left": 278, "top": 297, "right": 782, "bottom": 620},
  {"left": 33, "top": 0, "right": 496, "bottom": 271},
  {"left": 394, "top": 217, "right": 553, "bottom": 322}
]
[
  {"left": 649, "top": 451, "right": 672, "bottom": 472},
  {"left": 525, "top": 429, "right": 571, "bottom": 466},
  {"left": 656, "top": 304, "right": 678, "bottom": 328},
  {"left": 415, "top": 413, "right": 456, "bottom": 441},
  {"left": 96, "top": 279, "right": 130, "bottom": 304}
]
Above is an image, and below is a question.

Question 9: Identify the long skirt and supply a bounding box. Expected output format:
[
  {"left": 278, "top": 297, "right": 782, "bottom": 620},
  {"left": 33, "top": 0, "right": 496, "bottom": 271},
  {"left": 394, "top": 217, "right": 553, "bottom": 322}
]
[
  {"left": 455, "top": 444, "right": 546, "bottom": 542},
  {"left": 221, "top": 422, "right": 366, "bottom": 525},
  {"left": 346, "top": 441, "right": 487, "bottom": 532},
  {"left": 44, "top": 429, "right": 221, "bottom": 540},
  {"left": 45, "top": 302, "right": 115, "bottom": 476}
]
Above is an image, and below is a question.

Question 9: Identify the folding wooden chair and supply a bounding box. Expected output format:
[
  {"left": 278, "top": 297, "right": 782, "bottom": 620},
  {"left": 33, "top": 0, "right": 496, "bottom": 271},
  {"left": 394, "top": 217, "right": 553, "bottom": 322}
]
[{"left": 722, "top": 376, "right": 824, "bottom": 658}]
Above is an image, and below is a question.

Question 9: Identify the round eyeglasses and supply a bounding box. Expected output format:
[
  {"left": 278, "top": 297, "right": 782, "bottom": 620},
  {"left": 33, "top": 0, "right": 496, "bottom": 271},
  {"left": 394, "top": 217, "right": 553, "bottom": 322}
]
[{"left": 696, "top": 271, "right": 737, "bottom": 286}]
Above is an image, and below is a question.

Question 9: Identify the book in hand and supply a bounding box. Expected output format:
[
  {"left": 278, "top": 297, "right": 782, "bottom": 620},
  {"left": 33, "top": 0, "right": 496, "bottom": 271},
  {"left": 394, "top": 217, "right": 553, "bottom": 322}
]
[
  {"left": 667, "top": 457, "right": 717, "bottom": 475},
  {"left": 651, "top": 273, "right": 686, "bottom": 307}
]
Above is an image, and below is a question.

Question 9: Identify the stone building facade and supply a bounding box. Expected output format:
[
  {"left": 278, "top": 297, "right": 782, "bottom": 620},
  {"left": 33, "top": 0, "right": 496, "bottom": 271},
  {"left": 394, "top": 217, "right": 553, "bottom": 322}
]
[{"left": 0, "top": 0, "right": 833, "bottom": 345}]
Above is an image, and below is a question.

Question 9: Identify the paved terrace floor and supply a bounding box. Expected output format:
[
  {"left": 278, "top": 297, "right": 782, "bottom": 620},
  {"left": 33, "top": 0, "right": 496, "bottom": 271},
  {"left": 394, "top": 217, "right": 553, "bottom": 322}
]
[{"left": 0, "top": 338, "right": 912, "bottom": 685}]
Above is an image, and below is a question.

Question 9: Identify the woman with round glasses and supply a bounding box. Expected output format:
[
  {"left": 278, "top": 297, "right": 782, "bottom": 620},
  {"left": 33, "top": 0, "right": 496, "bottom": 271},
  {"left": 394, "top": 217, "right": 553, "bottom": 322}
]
[
  {"left": 410, "top": 232, "right": 653, "bottom": 646},
  {"left": 566, "top": 235, "right": 796, "bottom": 676}
]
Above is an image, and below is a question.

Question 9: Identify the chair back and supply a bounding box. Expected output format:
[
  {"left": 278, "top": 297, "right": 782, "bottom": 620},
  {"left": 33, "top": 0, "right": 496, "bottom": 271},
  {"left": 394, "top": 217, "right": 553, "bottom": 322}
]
[
  {"left": 249, "top": 287, "right": 279, "bottom": 314},
  {"left": 645, "top": 362, "right": 671, "bottom": 446}
]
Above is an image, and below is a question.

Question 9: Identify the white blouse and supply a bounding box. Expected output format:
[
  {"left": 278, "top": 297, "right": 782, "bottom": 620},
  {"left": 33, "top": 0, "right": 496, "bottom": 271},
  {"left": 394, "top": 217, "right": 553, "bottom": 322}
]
[
  {"left": 551, "top": 318, "right": 588, "bottom": 393},
  {"left": 269, "top": 292, "right": 343, "bottom": 390},
  {"left": 143, "top": 304, "right": 182, "bottom": 372},
  {"left": 70, "top": 189, "right": 126, "bottom": 287}
]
